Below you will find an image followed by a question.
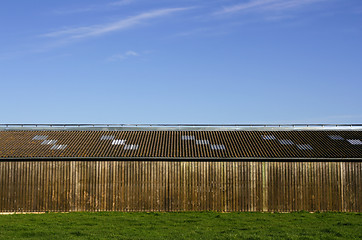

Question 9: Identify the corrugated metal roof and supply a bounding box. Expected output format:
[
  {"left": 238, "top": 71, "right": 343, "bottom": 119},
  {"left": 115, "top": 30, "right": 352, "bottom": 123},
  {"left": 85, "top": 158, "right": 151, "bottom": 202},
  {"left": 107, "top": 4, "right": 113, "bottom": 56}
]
[{"left": 0, "top": 130, "right": 361, "bottom": 159}]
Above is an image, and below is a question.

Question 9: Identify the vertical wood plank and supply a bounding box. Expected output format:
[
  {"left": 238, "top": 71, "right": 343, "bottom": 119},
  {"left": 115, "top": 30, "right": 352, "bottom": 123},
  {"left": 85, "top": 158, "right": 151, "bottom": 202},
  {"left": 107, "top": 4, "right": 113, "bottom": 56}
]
[{"left": 0, "top": 160, "right": 361, "bottom": 213}]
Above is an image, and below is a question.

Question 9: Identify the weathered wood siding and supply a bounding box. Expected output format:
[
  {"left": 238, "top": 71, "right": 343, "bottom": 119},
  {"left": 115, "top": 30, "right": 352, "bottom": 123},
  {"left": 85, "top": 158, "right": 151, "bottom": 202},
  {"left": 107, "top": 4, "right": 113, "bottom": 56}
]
[{"left": 0, "top": 161, "right": 361, "bottom": 212}]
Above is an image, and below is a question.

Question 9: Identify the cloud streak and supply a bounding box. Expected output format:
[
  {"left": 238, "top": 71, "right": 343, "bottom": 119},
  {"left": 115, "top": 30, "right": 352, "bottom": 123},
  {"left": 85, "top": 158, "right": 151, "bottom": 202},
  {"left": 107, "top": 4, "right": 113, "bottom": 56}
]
[
  {"left": 53, "top": 0, "right": 135, "bottom": 14},
  {"left": 216, "top": 0, "right": 325, "bottom": 15},
  {"left": 108, "top": 50, "right": 140, "bottom": 61},
  {"left": 109, "top": 0, "right": 134, "bottom": 7},
  {"left": 43, "top": 8, "right": 189, "bottom": 40}
]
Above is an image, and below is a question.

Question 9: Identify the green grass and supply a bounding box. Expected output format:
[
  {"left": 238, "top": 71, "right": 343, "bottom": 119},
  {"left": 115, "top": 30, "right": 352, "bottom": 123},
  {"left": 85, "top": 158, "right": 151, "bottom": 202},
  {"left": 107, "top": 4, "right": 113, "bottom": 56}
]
[{"left": 0, "top": 212, "right": 361, "bottom": 239}]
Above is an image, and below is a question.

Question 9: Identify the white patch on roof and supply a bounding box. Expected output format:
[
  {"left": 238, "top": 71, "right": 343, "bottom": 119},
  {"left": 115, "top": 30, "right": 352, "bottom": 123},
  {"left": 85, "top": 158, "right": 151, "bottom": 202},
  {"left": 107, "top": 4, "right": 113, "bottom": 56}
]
[
  {"left": 196, "top": 139, "right": 210, "bottom": 145},
  {"left": 182, "top": 135, "right": 195, "bottom": 140},
  {"left": 279, "top": 139, "right": 294, "bottom": 145},
  {"left": 262, "top": 135, "right": 276, "bottom": 140},
  {"left": 297, "top": 144, "right": 313, "bottom": 150},
  {"left": 112, "top": 139, "right": 126, "bottom": 145},
  {"left": 329, "top": 135, "right": 344, "bottom": 140},
  {"left": 50, "top": 144, "right": 67, "bottom": 150},
  {"left": 347, "top": 139, "right": 362, "bottom": 145},
  {"left": 41, "top": 140, "right": 57, "bottom": 145},
  {"left": 124, "top": 144, "right": 139, "bottom": 150},
  {"left": 101, "top": 135, "right": 115, "bottom": 140},
  {"left": 33, "top": 135, "right": 48, "bottom": 140},
  {"left": 210, "top": 144, "right": 225, "bottom": 150}
]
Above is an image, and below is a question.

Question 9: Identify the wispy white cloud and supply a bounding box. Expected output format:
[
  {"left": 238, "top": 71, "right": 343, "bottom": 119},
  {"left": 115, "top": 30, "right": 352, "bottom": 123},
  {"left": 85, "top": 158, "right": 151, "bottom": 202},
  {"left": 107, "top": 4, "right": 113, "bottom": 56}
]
[
  {"left": 264, "top": 0, "right": 325, "bottom": 11},
  {"left": 173, "top": 27, "right": 213, "bottom": 37},
  {"left": 109, "top": 0, "right": 134, "bottom": 7},
  {"left": 108, "top": 50, "right": 140, "bottom": 61},
  {"left": 125, "top": 50, "right": 139, "bottom": 56},
  {"left": 264, "top": 14, "right": 293, "bottom": 22},
  {"left": 53, "top": 7, "right": 98, "bottom": 15},
  {"left": 216, "top": 0, "right": 325, "bottom": 15},
  {"left": 53, "top": 0, "right": 135, "bottom": 14},
  {"left": 217, "top": 0, "right": 276, "bottom": 14},
  {"left": 172, "top": 26, "right": 229, "bottom": 38},
  {"left": 43, "top": 8, "right": 190, "bottom": 40}
]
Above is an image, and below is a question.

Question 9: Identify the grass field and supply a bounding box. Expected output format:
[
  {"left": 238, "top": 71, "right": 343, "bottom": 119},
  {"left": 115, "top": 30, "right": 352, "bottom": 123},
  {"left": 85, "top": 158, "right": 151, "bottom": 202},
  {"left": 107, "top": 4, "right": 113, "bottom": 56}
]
[{"left": 0, "top": 212, "right": 361, "bottom": 239}]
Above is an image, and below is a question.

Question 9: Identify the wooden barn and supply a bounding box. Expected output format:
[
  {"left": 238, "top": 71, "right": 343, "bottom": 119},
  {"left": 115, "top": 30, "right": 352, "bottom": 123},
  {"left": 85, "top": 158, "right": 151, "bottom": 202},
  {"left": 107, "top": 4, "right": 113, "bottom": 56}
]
[{"left": 0, "top": 124, "right": 361, "bottom": 212}]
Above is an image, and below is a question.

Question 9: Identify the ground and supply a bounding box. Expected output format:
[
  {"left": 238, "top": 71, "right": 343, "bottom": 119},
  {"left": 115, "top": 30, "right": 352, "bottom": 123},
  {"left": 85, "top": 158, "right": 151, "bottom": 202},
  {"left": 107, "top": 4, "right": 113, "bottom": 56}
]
[{"left": 0, "top": 212, "right": 361, "bottom": 239}]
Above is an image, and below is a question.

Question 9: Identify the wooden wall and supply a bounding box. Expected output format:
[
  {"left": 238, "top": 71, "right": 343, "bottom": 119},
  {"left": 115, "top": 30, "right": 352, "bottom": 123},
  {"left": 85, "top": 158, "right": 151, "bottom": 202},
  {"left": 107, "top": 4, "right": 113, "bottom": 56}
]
[{"left": 0, "top": 160, "right": 361, "bottom": 212}]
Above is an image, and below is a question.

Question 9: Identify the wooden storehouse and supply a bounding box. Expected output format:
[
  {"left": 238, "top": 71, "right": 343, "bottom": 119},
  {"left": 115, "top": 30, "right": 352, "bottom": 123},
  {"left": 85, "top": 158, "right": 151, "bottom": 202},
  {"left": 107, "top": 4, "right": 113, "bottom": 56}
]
[{"left": 0, "top": 124, "right": 361, "bottom": 212}]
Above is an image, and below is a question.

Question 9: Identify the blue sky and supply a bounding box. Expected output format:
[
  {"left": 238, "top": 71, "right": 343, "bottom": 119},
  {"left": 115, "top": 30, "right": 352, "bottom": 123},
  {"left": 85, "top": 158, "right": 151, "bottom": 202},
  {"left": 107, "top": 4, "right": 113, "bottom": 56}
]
[{"left": 1, "top": 0, "right": 361, "bottom": 124}]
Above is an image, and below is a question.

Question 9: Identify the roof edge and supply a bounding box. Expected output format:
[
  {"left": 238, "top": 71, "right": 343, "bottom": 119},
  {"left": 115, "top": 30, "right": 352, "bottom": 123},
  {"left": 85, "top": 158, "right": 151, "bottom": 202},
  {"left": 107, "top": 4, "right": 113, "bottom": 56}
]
[
  {"left": 1, "top": 157, "right": 361, "bottom": 161},
  {"left": 1, "top": 124, "right": 362, "bottom": 131}
]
